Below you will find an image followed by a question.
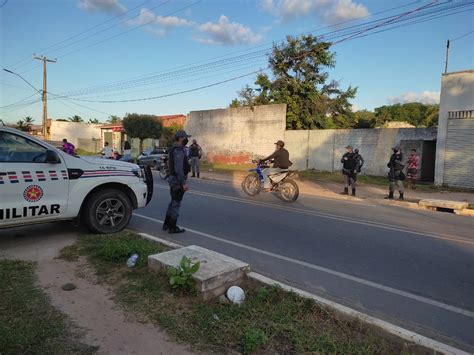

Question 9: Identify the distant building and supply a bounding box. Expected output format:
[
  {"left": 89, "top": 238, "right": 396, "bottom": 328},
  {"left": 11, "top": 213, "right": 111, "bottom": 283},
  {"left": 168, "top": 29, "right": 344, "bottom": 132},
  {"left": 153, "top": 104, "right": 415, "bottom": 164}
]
[
  {"left": 46, "top": 119, "right": 102, "bottom": 152},
  {"left": 99, "top": 114, "right": 185, "bottom": 155},
  {"left": 434, "top": 70, "right": 474, "bottom": 189},
  {"left": 158, "top": 114, "right": 186, "bottom": 127}
]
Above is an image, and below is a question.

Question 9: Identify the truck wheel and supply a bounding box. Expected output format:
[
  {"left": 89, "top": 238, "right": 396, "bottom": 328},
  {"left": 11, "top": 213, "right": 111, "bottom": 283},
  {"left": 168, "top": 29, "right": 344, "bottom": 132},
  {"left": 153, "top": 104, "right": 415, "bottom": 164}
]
[{"left": 83, "top": 189, "right": 133, "bottom": 234}]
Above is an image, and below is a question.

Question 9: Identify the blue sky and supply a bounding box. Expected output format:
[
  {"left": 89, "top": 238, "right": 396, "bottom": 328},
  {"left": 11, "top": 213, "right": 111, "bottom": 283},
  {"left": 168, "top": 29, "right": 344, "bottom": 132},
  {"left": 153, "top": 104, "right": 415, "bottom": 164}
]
[{"left": 1, "top": 0, "right": 473, "bottom": 124}]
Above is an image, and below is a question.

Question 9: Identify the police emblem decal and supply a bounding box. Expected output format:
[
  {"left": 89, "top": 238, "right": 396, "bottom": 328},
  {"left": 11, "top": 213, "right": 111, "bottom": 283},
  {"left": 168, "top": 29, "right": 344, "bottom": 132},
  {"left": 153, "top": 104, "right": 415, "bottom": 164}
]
[{"left": 23, "top": 185, "right": 44, "bottom": 202}]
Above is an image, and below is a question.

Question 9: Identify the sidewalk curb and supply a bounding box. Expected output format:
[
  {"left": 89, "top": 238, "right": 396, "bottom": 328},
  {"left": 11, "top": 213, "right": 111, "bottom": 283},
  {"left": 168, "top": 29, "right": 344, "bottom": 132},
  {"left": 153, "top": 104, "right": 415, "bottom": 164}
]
[
  {"left": 137, "top": 232, "right": 468, "bottom": 355},
  {"left": 247, "top": 272, "right": 468, "bottom": 355}
]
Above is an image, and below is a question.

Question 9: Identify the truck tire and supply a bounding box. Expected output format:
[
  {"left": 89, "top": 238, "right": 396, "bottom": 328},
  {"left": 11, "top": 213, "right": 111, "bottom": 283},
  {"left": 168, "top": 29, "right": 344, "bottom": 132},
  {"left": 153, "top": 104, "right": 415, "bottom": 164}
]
[{"left": 83, "top": 188, "right": 133, "bottom": 234}]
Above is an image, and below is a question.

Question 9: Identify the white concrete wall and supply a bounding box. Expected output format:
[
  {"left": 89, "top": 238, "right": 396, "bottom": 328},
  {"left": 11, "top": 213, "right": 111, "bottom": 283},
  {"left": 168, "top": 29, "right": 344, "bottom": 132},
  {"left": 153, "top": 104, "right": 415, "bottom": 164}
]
[
  {"left": 435, "top": 70, "right": 474, "bottom": 187},
  {"left": 185, "top": 104, "right": 287, "bottom": 163},
  {"left": 49, "top": 121, "right": 102, "bottom": 148},
  {"left": 285, "top": 128, "right": 437, "bottom": 176}
]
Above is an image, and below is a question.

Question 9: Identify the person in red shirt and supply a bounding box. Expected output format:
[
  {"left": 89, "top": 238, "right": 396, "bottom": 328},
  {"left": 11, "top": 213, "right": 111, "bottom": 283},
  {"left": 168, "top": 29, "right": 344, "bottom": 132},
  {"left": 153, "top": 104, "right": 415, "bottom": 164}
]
[{"left": 406, "top": 149, "right": 419, "bottom": 189}]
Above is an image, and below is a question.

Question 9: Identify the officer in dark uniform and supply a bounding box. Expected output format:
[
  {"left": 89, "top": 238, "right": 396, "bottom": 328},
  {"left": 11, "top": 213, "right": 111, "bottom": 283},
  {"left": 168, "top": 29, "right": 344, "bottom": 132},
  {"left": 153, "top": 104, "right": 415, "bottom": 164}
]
[
  {"left": 163, "top": 130, "right": 191, "bottom": 234},
  {"left": 386, "top": 146, "right": 405, "bottom": 200},
  {"left": 341, "top": 145, "right": 361, "bottom": 196}
]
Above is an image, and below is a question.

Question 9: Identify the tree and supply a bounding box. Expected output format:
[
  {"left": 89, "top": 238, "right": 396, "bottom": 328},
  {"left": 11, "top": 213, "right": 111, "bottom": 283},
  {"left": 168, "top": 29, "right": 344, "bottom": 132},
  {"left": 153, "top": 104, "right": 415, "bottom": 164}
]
[
  {"left": 16, "top": 116, "right": 34, "bottom": 132},
  {"left": 122, "top": 113, "right": 163, "bottom": 152},
  {"left": 107, "top": 115, "right": 121, "bottom": 124},
  {"left": 230, "top": 35, "right": 357, "bottom": 129},
  {"left": 354, "top": 110, "right": 376, "bottom": 128},
  {"left": 161, "top": 124, "right": 181, "bottom": 147},
  {"left": 68, "top": 115, "right": 84, "bottom": 123},
  {"left": 374, "top": 103, "right": 439, "bottom": 127},
  {"left": 89, "top": 118, "right": 100, "bottom": 124},
  {"left": 56, "top": 118, "right": 68, "bottom": 122}
]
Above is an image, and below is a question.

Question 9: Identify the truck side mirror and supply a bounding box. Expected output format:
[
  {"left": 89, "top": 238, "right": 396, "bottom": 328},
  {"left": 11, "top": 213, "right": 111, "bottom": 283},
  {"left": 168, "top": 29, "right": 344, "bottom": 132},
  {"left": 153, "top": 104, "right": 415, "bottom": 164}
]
[{"left": 45, "top": 149, "right": 61, "bottom": 164}]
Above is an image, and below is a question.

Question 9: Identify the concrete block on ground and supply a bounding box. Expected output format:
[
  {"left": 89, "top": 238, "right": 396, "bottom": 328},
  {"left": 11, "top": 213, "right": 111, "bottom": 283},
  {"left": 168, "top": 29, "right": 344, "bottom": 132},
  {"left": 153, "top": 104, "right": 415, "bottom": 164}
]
[
  {"left": 148, "top": 245, "right": 250, "bottom": 299},
  {"left": 454, "top": 208, "right": 474, "bottom": 217},
  {"left": 418, "top": 199, "right": 469, "bottom": 211}
]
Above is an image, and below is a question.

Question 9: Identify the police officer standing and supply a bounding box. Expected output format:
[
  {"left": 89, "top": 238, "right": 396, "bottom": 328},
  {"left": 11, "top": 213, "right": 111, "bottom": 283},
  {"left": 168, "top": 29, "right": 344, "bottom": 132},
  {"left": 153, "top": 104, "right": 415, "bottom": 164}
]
[
  {"left": 341, "top": 145, "right": 360, "bottom": 196},
  {"left": 189, "top": 139, "right": 203, "bottom": 178},
  {"left": 386, "top": 146, "right": 405, "bottom": 200},
  {"left": 163, "top": 130, "right": 191, "bottom": 234}
]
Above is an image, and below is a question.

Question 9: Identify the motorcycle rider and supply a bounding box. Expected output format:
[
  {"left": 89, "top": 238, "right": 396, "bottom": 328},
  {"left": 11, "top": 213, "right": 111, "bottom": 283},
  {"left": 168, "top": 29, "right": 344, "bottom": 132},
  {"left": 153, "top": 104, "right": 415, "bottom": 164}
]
[
  {"left": 260, "top": 140, "right": 292, "bottom": 191},
  {"left": 341, "top": 145, "right": 361, "bottom": 196},
  {"left": 163, "top": 130, "right": 191, "bottom": 234}
]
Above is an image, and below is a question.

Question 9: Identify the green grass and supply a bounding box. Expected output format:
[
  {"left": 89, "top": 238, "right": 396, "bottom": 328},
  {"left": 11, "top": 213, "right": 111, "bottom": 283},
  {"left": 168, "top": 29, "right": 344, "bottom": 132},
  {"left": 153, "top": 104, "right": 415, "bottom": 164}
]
[
  {"left": 201, "top": 162, "right": 253, "bottom": 173},
  {"left": 75, "top": 148, "right": 97, "bottom": 156},
  {"left": 0, "top": 259, "right": 95, "bottom": 354},
  {"left": 299, "top": 169, "right": 474, "bottom": 193},
  {"left": 59, "top": 231, "right": 414, "bottom": 354}
]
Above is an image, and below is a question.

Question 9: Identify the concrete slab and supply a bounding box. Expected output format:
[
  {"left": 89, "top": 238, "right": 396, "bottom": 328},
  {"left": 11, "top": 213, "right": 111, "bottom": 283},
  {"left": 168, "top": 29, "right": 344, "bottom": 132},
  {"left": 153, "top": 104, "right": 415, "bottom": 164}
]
[
  {"left": 418, "top": 199, "right": 469, "bottom": 210},
  {"left": 148, "top": 245, "right": 250, "bottom": 299}
]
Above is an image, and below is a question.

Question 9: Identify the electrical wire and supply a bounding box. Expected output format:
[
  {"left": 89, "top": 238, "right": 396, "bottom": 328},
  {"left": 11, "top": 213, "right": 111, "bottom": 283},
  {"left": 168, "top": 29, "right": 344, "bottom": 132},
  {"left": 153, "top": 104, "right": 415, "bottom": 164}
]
[
  {"left": 451, "top": 29, "right": 474, "bottom": 41},
  {"left": 52, "top": 1, "right": 472, "bottom": 100},
  {"left": 6, "top": 0, "right": 157, "bottom": 71}
]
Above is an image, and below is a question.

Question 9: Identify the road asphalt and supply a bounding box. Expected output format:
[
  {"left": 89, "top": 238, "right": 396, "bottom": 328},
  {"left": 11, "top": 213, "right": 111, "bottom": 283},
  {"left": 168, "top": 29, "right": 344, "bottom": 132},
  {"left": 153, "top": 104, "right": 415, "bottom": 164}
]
[{"left": 129, "top": 174, "right": 474, "bottom": 352}]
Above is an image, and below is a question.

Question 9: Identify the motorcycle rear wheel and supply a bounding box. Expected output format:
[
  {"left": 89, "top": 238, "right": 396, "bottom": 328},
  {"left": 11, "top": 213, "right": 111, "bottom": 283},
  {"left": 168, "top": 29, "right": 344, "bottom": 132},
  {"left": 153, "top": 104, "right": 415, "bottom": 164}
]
[
  {"left": 159, "top": 169, "right": 168, "bottom": 179},
  {"left": 242, "top": 173, "right": 261, "bottom": 196},
  {"left": 279, "top": 179, "right": 299, "bottom": 202}
]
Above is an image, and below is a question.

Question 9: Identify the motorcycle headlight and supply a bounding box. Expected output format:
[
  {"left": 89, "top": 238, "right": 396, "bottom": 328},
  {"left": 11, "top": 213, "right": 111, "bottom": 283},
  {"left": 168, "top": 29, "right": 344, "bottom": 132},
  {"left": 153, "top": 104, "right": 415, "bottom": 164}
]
[{"left": 132, "top": 168, "right": 143, "bottom": 178}]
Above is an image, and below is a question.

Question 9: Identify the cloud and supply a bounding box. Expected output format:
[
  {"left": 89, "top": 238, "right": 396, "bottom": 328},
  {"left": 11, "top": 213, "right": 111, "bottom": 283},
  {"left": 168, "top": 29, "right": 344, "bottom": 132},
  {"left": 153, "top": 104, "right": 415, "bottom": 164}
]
[
  {"left": 125, "top": 8, "right": 194, "bottom": 36},
  {"left": 261, "top": 0, "right": 369, "bottom": 24},
  {"left": 77, "top": 0, "right": 126, "bottom": 13},
  {"left": 196, "top": 15, "right": 262, "bottom": 46},
  {"left": 387, "top": 91, "right": 440, "bottom": 105}
]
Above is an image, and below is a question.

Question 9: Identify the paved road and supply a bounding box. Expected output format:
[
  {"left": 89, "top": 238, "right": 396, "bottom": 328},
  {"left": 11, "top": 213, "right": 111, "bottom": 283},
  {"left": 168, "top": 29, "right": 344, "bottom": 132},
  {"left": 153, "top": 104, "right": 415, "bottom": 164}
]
[{"left": 129, "top": 174, "right": 474, "bottom": 352}]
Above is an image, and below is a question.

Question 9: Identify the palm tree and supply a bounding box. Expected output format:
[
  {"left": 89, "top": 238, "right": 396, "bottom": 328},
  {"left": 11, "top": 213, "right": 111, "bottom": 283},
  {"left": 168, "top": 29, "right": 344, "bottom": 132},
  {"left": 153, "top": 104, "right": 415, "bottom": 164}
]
[
  {"left": 16, "top": 116, "right": 34, "bottom": 132},
  {"left": 107, "top": 115, "right": 121, "bottom": 124},
  {"left": 68, "top": 115, "right": 84, "bottom": 123}
]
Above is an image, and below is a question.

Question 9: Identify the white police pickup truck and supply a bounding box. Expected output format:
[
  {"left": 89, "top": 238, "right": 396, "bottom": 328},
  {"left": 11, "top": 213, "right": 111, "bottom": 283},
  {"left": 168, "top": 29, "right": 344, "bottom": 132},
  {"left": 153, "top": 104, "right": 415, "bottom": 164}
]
[{"left": 0, "top": 126, "right": 153, "bottom": 233}]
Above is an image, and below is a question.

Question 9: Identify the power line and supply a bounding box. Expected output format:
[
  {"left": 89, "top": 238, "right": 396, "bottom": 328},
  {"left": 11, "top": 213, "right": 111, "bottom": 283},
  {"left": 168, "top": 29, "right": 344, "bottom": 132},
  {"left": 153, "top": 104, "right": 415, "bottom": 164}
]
[
  {"left": 50, "top": 0, "right": 470, "bottom": 99},
  {"left": 56, "top": 0, "right": 202, "bottom": 60},
  {"left": 451, "top": 29, "right": 474, "bottom": 41},
  {"left": 60, "top": 0, "right": 471, "bottom": 104},
  {"left": 6, "top": 0, "right": 157, "bottom": 71}
]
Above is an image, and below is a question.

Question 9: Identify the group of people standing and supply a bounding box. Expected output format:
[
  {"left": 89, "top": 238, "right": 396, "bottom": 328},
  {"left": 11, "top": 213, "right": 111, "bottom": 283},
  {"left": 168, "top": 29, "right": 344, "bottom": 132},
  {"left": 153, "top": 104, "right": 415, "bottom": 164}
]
[{"left": 341, "top": 145, "right": 419, "bottom": 200}]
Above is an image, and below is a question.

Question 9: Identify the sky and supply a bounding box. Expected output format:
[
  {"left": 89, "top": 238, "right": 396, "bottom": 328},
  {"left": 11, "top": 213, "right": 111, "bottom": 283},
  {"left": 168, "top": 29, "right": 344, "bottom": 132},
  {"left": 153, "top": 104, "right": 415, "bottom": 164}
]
[{"left": 0, "top": 0, "right": 473, "bottom": 124}]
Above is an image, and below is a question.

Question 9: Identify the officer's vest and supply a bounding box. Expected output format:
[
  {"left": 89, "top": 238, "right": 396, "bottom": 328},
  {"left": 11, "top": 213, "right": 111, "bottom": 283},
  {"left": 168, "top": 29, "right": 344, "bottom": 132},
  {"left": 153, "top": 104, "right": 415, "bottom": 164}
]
[{"left": 168, "top": 145, "right": 190, "bottom": 176}]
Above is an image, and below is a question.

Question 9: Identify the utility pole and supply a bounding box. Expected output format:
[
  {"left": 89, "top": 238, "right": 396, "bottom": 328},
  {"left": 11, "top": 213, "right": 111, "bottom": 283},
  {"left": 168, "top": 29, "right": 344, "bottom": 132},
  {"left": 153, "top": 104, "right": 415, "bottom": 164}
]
[
  {"left": 444, "top": 40, "right": 450, "bottom": 74},
  {"left": 33, "top": 55, "right": 56, "bottom": 138}
]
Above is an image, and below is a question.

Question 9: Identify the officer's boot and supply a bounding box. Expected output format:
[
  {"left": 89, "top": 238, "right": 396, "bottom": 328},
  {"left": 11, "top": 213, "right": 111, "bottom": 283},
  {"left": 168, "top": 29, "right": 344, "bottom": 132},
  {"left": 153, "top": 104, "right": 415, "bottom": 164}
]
[
  {"left": 162, "top": 215, "right": 171, "bottom": 231},
  {"left": 197, "top": 172, "right": 200, "bottom": 178},
  {"left": 191, "top": 173, "right": 195, "bottom": 178},
  {"left": 351, "top": 188, "right": 356, "bottom": 197},
  {"left": 168, "top": 218, "right": 185, "bottom": 234},
  {"left": 399, "top": 192, "right": 404, "bottom": 201},
  {"left": 385, "top": 192, "right": 394, "bottom": 199},
  {"left": 341, "top": 187, "right": 349, "bottom": 195}
]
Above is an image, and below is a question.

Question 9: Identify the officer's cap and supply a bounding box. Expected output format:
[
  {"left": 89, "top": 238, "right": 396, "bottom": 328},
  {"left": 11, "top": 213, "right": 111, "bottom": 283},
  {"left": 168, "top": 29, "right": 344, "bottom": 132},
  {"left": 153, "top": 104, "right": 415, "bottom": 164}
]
[{"left": 175, "top": 130, "right": 191, "bottom": 138}]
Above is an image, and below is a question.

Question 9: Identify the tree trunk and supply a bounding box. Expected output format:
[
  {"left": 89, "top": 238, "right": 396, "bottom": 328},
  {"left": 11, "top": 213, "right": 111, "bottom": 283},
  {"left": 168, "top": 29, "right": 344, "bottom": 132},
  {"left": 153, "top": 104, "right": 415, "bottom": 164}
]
[{"left": 139, "top": 139, "right": 143, "bottom": 154}]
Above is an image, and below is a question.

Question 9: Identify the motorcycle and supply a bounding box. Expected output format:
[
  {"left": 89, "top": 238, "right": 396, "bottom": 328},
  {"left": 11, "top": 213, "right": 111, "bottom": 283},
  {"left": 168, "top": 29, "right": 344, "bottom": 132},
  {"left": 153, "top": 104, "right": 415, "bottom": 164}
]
[
  {"left": 158, "top": 155, "right": 169, "bottom": 179},
  {"left": 241, "top": 160, "right": 299, "bottom": 202}
]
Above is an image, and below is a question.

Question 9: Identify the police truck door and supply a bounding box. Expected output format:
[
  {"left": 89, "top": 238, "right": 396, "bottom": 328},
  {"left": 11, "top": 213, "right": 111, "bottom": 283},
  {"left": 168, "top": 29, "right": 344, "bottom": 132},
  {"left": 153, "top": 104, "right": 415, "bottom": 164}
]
[{"left": 0, "top": 131, "right": 69, "bottom": 226}]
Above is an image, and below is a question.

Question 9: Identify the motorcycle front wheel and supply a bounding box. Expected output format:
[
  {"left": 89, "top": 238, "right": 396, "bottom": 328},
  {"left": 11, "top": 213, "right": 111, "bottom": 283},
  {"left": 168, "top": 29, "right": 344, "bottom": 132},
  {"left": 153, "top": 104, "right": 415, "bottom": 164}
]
[
  {"left": 242, "top": 173, "right": 261, "bottom": 196},
  {"left": 279, "top": 179, "right": 299, "bottom": 202}
]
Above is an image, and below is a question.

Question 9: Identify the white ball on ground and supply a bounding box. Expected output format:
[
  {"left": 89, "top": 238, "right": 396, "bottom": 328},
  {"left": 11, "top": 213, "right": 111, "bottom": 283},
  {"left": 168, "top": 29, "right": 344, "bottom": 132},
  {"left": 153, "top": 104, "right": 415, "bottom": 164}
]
[{"left": 227, "top": 286, "right": 245, "bottom": 305}]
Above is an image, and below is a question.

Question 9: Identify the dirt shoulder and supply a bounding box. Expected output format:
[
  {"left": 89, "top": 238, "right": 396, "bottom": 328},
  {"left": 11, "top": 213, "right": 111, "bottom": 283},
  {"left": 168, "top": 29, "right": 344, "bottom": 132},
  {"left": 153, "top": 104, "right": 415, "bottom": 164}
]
[
  {"left": 196, "top": 167, "right": 474, "bottom": 205},
  {"left": 0, "top": 224, "right": 192, "bottom": 355}
]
